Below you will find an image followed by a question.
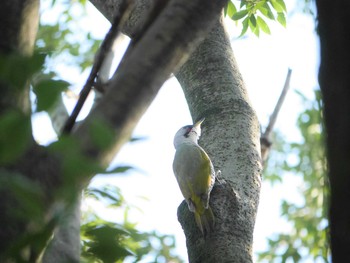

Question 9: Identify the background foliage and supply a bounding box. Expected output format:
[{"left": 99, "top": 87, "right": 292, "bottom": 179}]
[{"left": 259, "top": 90, "right": 330, "bottom": 262}]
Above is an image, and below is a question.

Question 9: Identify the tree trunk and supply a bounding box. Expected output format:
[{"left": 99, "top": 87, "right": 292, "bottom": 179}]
[
  {"left": 0, "top": 0, "right": 40, "bottom": 260},
  {"left": 316, "top": 0, "right": 350, "bottom": 261},
  {"left": 176, "top": 17, "right": 261, "bottom": 262}
]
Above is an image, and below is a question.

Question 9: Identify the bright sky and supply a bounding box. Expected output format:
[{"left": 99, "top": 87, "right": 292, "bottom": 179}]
[{"left": 33, "top": 0, "right": 319, "bottom": 261}]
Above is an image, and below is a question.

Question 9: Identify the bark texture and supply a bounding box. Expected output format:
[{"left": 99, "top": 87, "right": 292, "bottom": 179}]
[
  {"left": 89, "top": 0, "right": 152, "bottom": 38},
  {"left": 0, "top": 0, "right": 39, "bottom": 114},
  {"left": 176, "top": 18, "right": 261, "bottom": 262},
  {"left": 0, "top": 0, "right": 42, "bottom": 260},
  {"left": 316, "top": 0, "right": 350, "bottom": 261}
]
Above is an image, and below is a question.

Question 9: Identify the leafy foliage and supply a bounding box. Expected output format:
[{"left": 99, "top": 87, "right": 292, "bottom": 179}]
[
  {"left": 81, "top": 185, "right": 183, "bottom": 263},
  {"left": 0, "top": 110, "right": 32, "bottom": 164},
  {"left": 225, "top": 0, "right": 287, "bottom": 36},
  {"left": 259, "top": 90, "right": 330, "bottom": 262},
  {"left": 36, "top": 0, "right": 102, "bottom": 73}
]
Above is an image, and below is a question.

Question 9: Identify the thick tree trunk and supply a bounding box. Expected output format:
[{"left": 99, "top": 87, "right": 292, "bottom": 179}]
[
  {"left": 0, "top": 0, "right": 40, "bottom": 261},
  {"left": 176, "top": 18, "right": 261, "bottom": 262},
  {"left": 0, "top": 0, "right": 39, "bottom": 114},
  {"left": 316, "top": 0, "right": 350, "bottom": 261}
]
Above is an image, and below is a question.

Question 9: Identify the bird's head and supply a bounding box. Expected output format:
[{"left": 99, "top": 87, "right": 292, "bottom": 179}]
[{"left": 173, "top": 118, "right": 205, "bottom": 149}]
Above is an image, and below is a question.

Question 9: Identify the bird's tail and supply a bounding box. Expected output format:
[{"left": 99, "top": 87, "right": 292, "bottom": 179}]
[{"left": 194, "top": 205, "right": 215, "bottom": 235}]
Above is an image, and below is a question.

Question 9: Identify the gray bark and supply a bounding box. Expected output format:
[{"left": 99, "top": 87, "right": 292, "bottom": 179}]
[{"left": 176, "top": 18, "right": 261, "bottom": 262}]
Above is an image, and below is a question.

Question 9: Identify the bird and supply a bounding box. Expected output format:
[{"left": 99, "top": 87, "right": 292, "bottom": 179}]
[{"left": 172, "top": 118, "right": 215, "bottom": 234}]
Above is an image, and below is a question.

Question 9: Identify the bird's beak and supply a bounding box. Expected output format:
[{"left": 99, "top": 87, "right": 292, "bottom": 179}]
[{"left": 194, "top": 117, "right": 205, "bottom": 128}]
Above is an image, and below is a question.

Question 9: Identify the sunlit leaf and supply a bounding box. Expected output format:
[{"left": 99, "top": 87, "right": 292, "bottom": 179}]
[
  {"left": 225, "top": 1, "right": 237, "bottom": 18},
  {"left": 276, "top": 0, "right": 287, "bottom": 12},
  {"left": 257, "top": 16, "right": 271, "bottom": 34},
  {"left": 239, "top": 17, "right": 250, "bottom": 37},
  {"left": 231, "top": 9, "right": 248, "bottom": 21},
  {"left": 257, "top": 3, "right": 275, "bottom": 20},
  {"left": 277, "top": 12, "right": 287, "bottom": 27},
  {"left": 270, "top": 0, "right": 285, "bottom": 13}
]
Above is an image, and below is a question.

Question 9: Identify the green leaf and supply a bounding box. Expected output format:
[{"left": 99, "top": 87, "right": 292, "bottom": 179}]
[
  {"left": 33, "top": 79, "right": 69, "bottom": 111},
  {"left": 257, "top": 16, "right": 271, "bottom": 34},
  {"left": 257, "top": 3, "right": 275, "bottom": 20},
  {"left": 249, "top": 15, "right": 257, "bottom": 27},
  {"left": 270, "top": 0, "right": 285, "bottom": 13},
  {"left": 249, "top": 17, "right": 260, "bottom": 37},
  {"left": 104, "top": 166, "right": 133, "bottom": 174},
  {"left": 277, "top": 12, "right": 287, "bottom": 27},
  {"left": 276, "top": 0, "right": 287, "bottom": 11},
  {"left": 0, "top": 53, "right": 45, "bottom": 90},
  {"left": 89, "top": 118, "right": 115, "bottom": 150},
  {"left": 0, "top": 111, "right": 31, "bottom": 164},
  {"left": 226, "top": 1, "right": 237, "bottom": 18},
  {"left": 239, "top": 17, "right": 250, "bottom": 37},
  {"left": 231, "top": 9, "right": 249, "bottom": 21},
  {"left": 84, "top": 225, "right": 133, "bottom": 263}
]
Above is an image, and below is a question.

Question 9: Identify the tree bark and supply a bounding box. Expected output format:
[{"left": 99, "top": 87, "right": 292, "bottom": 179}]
[
  {"left": 0, "top": 0, "right": 42, "bottom": 260},
  {"left": 176, "top": 17, "right": 261, "bottom": 262},
  {"left": 0, "top": 0, "right": 39, "bottom": 114},
  {"left": 316, "top": 0, "right": 350, "bottom": 261}
]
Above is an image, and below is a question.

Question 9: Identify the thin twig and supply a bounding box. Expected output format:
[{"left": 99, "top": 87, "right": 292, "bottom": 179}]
[
  {"left": 261, "top": 68, "right": 292, "bottom": 163},
  {"left": 61, "top": 0, "right": 134, "bottom": 135}
]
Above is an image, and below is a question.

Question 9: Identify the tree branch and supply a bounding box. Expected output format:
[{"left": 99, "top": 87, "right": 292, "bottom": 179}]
[
  {"left": 62, "top": 0, "right": 133, "bottom": 134},
  {"left": 260, "top": 68, "right": 292, "bottom": 164}
]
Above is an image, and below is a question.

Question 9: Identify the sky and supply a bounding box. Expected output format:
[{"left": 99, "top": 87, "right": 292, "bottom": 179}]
[{"left": 33, "top": 0, "right": 319, "bottom": 261}]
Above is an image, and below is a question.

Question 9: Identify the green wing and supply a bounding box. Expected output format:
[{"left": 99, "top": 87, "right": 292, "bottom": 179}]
[{"left": 173, "top": 144, "right": 215, "bottom": 212}]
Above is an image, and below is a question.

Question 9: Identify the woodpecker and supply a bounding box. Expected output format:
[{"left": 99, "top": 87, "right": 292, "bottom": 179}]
[{"left": 172, "top": 118, "right": 215, "bottom": 234}]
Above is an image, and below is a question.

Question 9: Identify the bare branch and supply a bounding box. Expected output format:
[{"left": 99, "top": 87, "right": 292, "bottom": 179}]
[
  {"left": 261, "top": 68, "right": 292, "bottom": 164},
  {"left": 62, "top": 0, "right": 134, "bottom": 134}
]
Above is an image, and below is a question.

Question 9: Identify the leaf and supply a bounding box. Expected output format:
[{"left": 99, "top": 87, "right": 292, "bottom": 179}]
[
  {"left": 225, "top": 1, "right": 237, "bottom": 18},
  {"left": 33, "top": 79, "right": 69, "bottom": 111},
  {"left": 276, "top": 0, "right": 287, "bottom": 12},
  {"left": 249, "top": 17, "right": 260, "bottom": 37},
  {"left": 257, "top": 3, "right": 275, "bottom": 20},
  {"left": 0, "top": 111, "right": 31, "bottom": 164},
  {"left": 89, "top": 118, "right": 115, "bottom": 150},
  {"left": 249, "top": 15, "right": 257, "bottom": 27},
  {"left": 277, "top": 12, "right": 287, "bottom": 27},
  {"left": 257, "top": 16, "right": 271, "bottom": 34},
  {"left": 104, "top": 166, "right": 133, "bottom": 174},
  {"left": 239, "top": 17, "right": 250, "bottom": 37},
  {"left": 231, "top": 9, "right": 249, "bottom": 21},
  {"left": 270, "top": 0, "right": 285, "bottom": 13},
  {"left": 0, "top": 52, "right": 46, "bottom": 90},
  {"left": 84, "top": 225, "right": 133, "bottom": 263}
]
